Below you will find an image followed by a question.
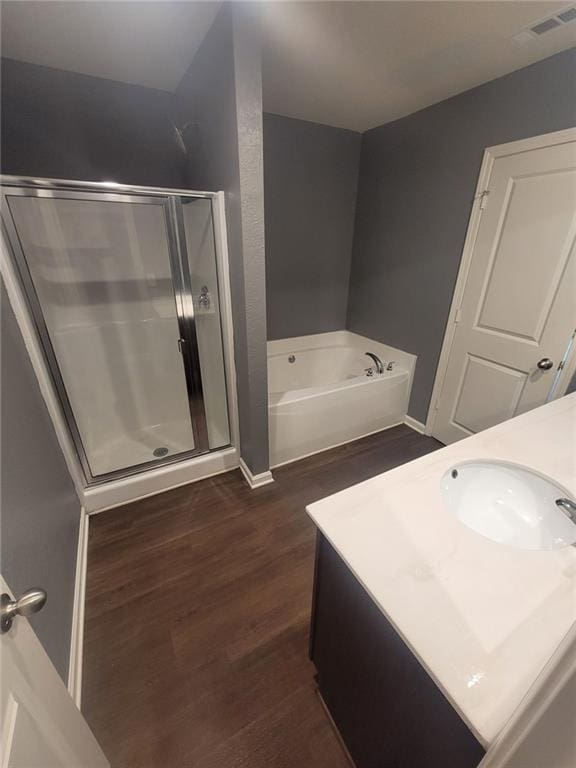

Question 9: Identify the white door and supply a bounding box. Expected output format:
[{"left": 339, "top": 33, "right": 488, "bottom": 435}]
[
  {"left": 432, "top": 134, "right": 576, "bottom": 444},
  {"left": 1, "top": 577, "right": 109, "bottom": 768}
]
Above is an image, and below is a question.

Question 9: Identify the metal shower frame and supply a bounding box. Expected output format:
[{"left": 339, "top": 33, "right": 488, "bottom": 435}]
[{"left": 1, "top": 175, "right": 227, "bottom": 485}]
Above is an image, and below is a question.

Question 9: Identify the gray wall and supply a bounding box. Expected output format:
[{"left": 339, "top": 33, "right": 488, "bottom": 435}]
[
  {"left": 2, "top": 9, "right": 271, "bottom": 476},
  {"left": 1, "top": 57, "right": 184, "bottom": 187},
  {"left": 1, "top": 282, "right": 80, "bottom": 681},
  {"left": 348, "top": 47, "right": 576, "bottom": 424},
  {"left": 263, "top": 113, "right": 361, "bottom": 339},
  {"left": 176, "top": 3, "right": 269, "bottom": 474}
]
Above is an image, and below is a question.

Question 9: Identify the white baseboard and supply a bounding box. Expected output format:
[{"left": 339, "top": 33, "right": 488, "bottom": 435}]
[
  {"left": 404, "top": 415, "right": 427, "bottom": 434},
  {"left": 68, "top": 507, "right": 89, "bottom": 709},
  {"left": 239, "top": 457, "right": 274, "bottom": 489}
]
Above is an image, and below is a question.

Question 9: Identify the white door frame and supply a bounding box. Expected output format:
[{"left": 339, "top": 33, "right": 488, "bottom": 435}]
[{"left": 425, "top": 127, "right": 576, "bottom": 436}]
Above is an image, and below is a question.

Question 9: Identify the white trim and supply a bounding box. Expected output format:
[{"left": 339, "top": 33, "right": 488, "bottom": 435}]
[
  {"left": 239, "top": 457, "right": 274, "bottom": 489},
  {"left": 84, "top": 447, "right": 238, "bottom": 513},
  {"left": 404, "top": 415, "right": 426, "bottom": 434},
  {"left": 425, "top": 127, "right": 576, "bottom": 437},
  {"left": 486, "top": 127, "right": 576, "bottom": 159},
  {"left": 425, "top": 147, "right": 494, "bottom": 436},
  {"left": 67, "top": 507, "right": 88, "bottom": 709}
]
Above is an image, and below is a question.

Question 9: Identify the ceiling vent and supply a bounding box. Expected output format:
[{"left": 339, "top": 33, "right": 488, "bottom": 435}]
[
  {"left": 557, "top": 6, "right": 576, "bottom": 22},
  {"left": 512, "top": 5, "right": 576, "bottom": 44},
  {"left": 530, "top": 17, "right": 562, "bottom": 35}
]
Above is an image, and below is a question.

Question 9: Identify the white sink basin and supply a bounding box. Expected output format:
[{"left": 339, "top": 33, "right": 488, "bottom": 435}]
[{"left": 441, "top": 461, "right": 576, "bottom": 550}]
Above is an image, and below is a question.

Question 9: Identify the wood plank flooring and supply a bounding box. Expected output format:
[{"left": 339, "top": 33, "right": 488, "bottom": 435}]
[{"left": 83, "top": 425, "right": 442, "bottom": 768}]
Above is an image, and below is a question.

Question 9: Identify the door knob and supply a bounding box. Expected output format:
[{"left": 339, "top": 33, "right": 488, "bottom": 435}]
[
  {"left": 537, "top": 358, "right": 554, "bottom": 371},
  {"left": 1, "top": 588, "right": 47, "bottom": 633}
]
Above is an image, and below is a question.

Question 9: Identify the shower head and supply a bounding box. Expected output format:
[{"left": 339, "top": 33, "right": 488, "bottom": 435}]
[{"left": 171, "top": 120, "right": 197, "bottom": 156}]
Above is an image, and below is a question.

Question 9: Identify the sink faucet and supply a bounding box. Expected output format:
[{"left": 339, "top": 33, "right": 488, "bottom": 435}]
[
  {"left": 365, "top": 352, "right": 384, "bottom": 374},
  {"left": 556, "top": 498, "right": 576, "bottom": 523}
]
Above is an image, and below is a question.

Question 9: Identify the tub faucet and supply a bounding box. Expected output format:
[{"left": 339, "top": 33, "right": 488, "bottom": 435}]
[{"left": 365, "top": 352, "right": 384, "bottom": 374}]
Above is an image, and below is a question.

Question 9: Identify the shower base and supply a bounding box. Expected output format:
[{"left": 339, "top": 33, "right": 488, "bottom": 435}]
[
  {"left": 88, "top": 420, "right": 195, "bottom": 477},
  {"left": 83, "top": 445, "right": 239, "bottom": 513}
]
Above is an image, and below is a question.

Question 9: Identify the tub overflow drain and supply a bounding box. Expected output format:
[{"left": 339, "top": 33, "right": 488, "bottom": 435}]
[
  {"left": 288, "top": 355, "right": 296, "bottom": 363},
  {"left": 153, "top": 447, "right": 169, "bottom": 458}
]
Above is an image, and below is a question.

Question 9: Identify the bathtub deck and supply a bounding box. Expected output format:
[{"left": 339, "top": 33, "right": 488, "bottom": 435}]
[{"left": 83, "top": 425, "right": 442, "bottom": 768}]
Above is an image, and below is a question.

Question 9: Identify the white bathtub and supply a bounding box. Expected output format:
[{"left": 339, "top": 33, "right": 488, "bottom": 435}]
[{"left": 268, "top": 331, "right": 416, "bottom": 467}]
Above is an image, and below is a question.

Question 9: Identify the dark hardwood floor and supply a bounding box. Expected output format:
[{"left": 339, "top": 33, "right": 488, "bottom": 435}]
[{"left": 83, "top": 425, "right": 442, "bottom": 768}]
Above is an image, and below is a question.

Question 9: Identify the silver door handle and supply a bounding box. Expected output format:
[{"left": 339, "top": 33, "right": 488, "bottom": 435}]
[
  {"left": 537, "top": 358, "right": 554, "bottom": 371},
  {"left": 1, "top": 588, "right": 47, "bottom": 633}
]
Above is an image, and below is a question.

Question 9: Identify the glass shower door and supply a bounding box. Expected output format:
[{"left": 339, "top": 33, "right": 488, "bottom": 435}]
[{"left": 4, "top": 190, "right": 203, "bottom": 479}]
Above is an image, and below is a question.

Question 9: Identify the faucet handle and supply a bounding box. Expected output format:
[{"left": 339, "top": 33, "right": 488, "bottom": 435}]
[{"left": 386, "top": 361, "right": 396, "bottom": 371}]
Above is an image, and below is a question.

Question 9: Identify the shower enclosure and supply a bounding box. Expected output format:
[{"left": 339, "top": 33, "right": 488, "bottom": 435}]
[{"left": 1, "top": 177, "right": 231, "bottom": 484}]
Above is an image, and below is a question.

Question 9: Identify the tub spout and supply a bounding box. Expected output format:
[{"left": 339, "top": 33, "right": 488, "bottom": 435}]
[{"left": 365, "top": 352, "right": 384, "bottom": 374}]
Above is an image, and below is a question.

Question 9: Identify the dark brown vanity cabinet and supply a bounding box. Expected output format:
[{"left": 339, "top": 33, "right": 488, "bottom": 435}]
[{"left": 309, "top": 533, "right": 486, "bottom": 768}]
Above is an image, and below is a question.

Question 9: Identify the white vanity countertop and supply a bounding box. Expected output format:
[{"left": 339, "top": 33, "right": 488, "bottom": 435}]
[{"left": 306, "top": 394, "right": 576, "bottom": 746}]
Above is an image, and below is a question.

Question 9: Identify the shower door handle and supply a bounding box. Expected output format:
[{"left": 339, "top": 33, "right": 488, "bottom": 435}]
[
  {"left": 177, "top": 338, "right": 186, "bottom": 354},
  {"left": 198, "top": 285, "right": 210, "bottom": 308}
]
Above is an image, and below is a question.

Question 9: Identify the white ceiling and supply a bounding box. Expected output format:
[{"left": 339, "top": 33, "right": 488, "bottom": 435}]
[
  {"left": 0, "top": 1, "right": 222, "bottom": 92},
  {"left": 261, "top": 1, "right": 576, "bottom": 131},
  {"left": 1, "top": 1, "right": 575, "bottom": 131}
]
